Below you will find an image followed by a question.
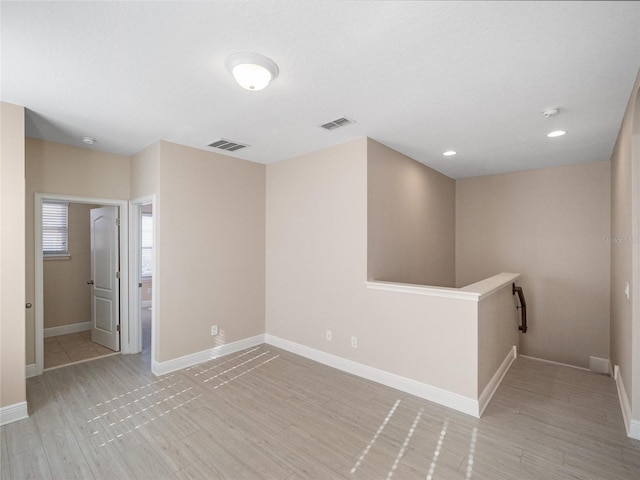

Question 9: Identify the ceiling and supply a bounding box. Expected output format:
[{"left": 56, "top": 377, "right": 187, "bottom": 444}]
[{"left": 2, "top": 1, "right": 639, "bottom": 179}]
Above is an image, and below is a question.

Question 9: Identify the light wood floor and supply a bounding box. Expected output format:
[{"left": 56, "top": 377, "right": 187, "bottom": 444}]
[{"left": 2, "top": 345, "right": 639, "bottom": 479}]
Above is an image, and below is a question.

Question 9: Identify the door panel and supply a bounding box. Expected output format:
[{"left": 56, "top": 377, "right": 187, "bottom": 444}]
[{"left": 90, "top": 206, "right": 120, "bottom": 351}]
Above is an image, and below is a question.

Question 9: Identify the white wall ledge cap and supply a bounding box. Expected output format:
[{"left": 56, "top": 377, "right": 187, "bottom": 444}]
[
  {"left": 366, "top": 272, "right": 520, "bottom": 302},
  {"left": 460, "top": 272, "right": 520, "bottom": 300}
]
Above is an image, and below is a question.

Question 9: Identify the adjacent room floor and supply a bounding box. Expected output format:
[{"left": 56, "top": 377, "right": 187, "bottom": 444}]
[
  {"left": 43, "top": 307, "right": 151, "bottom": 370},
  {"left": 2, "top": 342, "right": 639, "bottom": 479},
  {"left": 43, "top": 330, "right": 117, "bottom": 369}
]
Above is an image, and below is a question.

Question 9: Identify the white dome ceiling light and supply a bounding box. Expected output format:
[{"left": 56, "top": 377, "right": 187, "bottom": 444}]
[
  {"left": 225, "top": 52, "right": 279, "bottom": 91},
  {"left": 547, "top": 130, "right": 567, "bottom": 137}
]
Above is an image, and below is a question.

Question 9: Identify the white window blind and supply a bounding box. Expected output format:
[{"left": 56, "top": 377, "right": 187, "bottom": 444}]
[
  {"left": 43, "top": 201, "right": 69, "bottom": 255},
  {"left": 141, "top": 214, "right": 153, "bottom": 276}
]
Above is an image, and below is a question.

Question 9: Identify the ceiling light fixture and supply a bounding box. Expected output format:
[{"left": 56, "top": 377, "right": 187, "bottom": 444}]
[
  {"left": 225, "top": 52, "right": 279, "bottom": 91},
  {"left": 81, "top": 136, "right": 96, "bottom": 145},
  {"left": 547, "top": 130, "right": 566, "bottom": 138},
  {"left": 443, "top": 150, "right": 457, "bottom": 156}
]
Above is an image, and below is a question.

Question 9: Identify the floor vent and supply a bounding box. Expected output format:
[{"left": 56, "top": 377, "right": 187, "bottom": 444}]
[
  {"left": 208, "top": 139, "right": 249, "bottom": 152},
  {"left": 320, "top": 116, "right": 355, "bottom": 131}
]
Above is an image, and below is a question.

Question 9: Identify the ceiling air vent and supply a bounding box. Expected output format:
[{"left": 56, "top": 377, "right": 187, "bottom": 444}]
[
  {"left": 208, "top": 139, "right": 249, "bottom": 152},
  {"left": 320, "top": 116, "right": 355, "bottom": 131}
]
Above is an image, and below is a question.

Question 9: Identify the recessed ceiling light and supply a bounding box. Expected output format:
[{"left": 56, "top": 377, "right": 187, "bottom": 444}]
[
  {"left": 225, "top": 52, "right": 279, "bottom": 91},
  {"left": 81, "top": 136, "right": 96, "bottom": 145},
  {"left": 443, "top": 150, "right": 457, "bottom": 156},
  {"left": 547, "top": 130, "right": 566, "bottom": 138}
]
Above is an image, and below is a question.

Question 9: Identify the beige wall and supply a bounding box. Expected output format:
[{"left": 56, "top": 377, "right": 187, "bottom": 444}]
[
  {"left": 25, "top": 138, "right": 130, "bottom": 364},
  {"left": 456, "top": 161, "right": 611, "bottom": 369},
  {"left": 130, "top": 142, "right": 160, "bottom": 201},
  {"left": 266, "top": 140, "right": 370, "bottom": 358},
  {"left": 141, "top": 278, "right": 153, "bottom": 303},
  {"left": 368, "top": 139, "right": 456, "bottom": 287},
  {"left": 477, "top": 284, "right": 518, "bottom": 396},
  {"left": 156, "top": 141, "right": 265, "bottom": 362},
  {"left": 267, "top": 139, "right": 481, "bottom": 399},
  {"left": 43, "top": 203, "right": 98, "bottom": 329},
  {"left": 610, "top": 70, "right": 640, "bottom": 423},
  {"left": 1, "top": 102, "right": 26, "bottom": 409},
  {"left": 131, "top": 146, "right": 158, "bottom": 303}
]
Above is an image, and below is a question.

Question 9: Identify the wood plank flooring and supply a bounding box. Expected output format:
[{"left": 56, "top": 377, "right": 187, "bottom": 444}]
[{"left": 2, "top": 345, "right": 639, "bottom": 479}]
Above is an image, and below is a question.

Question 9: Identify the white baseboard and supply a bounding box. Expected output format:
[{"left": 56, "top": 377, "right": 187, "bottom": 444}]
[
  {"left": 152, "top": 334, "right": 266, "bottom": 376},
  {"left": 479, "top": 346, "right": 517, "bottom": 416},
  {"left": 614, "top": 365, "right": 640, "bottom": 440},
  {"left": 264, "top": 334, "right": 480, "bottom": 417},
  {"left": 0, "top": 401, "right": 28, "bottom": 426},
  {"left": 44, "top": 321, "right": 91, "bottom": 338},
  {"left": 26, "top": 363, "right": 37, "bottom": 379},
  {"left": 589, "top": 356, "right": 611, "bottom": 375}
]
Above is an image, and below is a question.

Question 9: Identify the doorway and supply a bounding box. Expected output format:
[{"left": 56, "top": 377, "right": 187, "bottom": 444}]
[
  {"left": 130, "top": 195, "right": 156, "bottom": 368},
  {"left": 34, "top": 193, "right": 129, "bottom": 375}
]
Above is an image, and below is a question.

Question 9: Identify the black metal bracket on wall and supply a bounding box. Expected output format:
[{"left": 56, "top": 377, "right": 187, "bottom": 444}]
[{"left": 512, "top": 283, "right": 527, "bottom": 333}]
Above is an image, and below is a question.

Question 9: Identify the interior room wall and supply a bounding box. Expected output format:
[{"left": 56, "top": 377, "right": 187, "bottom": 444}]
[
  {"left": 610, "top": 70, "right": 640, "bottom": 425},
  {"left": 130, "top": 142, "right": 160, "bottom": 201},
  {"left": 266, "top": 139, "right": 369, "bottom": 359},
  {"left": 156, "top": 141, "right": 266, "bottom": 363},
  {"left": 43, "top": 203, "right": 99, "bottom": 330},
  {"left": 25, "top": 138, "right": 130, "bottom": 365},
  {"left": 367, "top": 138, "right": 456, "bottom": 287},
  {"left": 1, "top": 102, "right": 26, "bottom": 411},
  {"left": 456, "top": 161, "right": 611, "bottom": 369},
  {"left": 141, "top": 278, "right": 153, "bottom": 304},
  {"left": 266, "top": 139, "right": 480, "bottom": 399}
]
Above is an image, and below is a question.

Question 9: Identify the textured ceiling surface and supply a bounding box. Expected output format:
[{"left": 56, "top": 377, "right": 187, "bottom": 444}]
[{"left": 2, "top": 1, "right": 639, "bottom": 178}]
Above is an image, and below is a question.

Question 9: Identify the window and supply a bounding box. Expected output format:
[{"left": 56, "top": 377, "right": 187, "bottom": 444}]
[
  {"left": 141, "top": 213, "right": 153, "bottom": 277},
  {"left": 42, "top": 201, "right": 69, "bottom": 256}
]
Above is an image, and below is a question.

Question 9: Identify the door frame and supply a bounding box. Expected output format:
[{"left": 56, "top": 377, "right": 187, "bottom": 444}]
[
  {"left": 129, "top": 195, "right": 157, "bottom": 363},
  {"left": 34, "top": 193, "right": 129, "bottom": 375}
]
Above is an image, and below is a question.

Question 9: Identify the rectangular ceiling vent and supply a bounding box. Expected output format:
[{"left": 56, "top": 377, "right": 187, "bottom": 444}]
[
  {"left": 320, "top": 116, "right": 355, "bottom": 131},
  {"left": 208, "top": 139, "right": 249, "bottom": 152}
]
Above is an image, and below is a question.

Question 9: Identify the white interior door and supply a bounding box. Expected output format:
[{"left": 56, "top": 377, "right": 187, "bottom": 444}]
[{"left": 90, "top": 206, "right": 120, "bottom": 351}]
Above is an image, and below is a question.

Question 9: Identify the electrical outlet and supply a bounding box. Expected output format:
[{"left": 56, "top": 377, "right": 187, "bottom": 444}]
[
  {"left": 326, "top": 330, "right": 332, "bottom": 341},
  {"left": 211, "top": 325, "right": 218, "bottom": 336},
  {"left": 147, "top": 288, "right": 151, "bottom": 294},
  {"left": 351, "top": 336, "right": 358, "bottom": 348}
]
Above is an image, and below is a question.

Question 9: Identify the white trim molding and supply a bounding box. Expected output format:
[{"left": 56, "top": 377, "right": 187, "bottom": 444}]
[
  {"left": 479, "top": 346, "right": 517, "bottom": 416},
  {"left": 366, "top": 272, "right": 520, "bottom": 302},
  {"left": 44, "top": 321, "right": 91, "bottom": 338},
  {"left": 365, "top": 281, "right": 481, "bottom": 301},
  {"left": 152, "top": 334, "right": 265, "bottom": 376},
  {"left": 264, "top": 334, "right": 480, "bottom": 417},
  {"left": 615, "top": 365, "right": 640, "bottom": 440},
  {"left": 26, "top": 364, "right": 37, "bottom": 379},
  {"left": 588, "top": 356, "right": 611, "bottom": 375},
  {"left": 0, "top": 401, "right": 28, "bottom": 426}
]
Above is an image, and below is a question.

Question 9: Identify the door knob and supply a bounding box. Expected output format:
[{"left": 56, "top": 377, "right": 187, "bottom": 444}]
[
  {"left": 26, "top": 303, "right": 32, "bottom": 309},
  {"left": 87, "top": 280, "right": 94, "bottom": 285}
]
